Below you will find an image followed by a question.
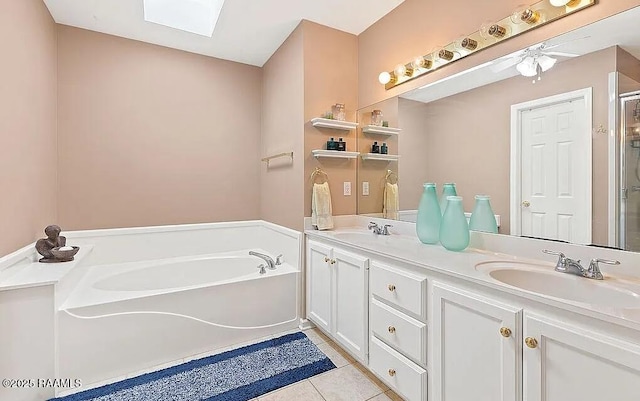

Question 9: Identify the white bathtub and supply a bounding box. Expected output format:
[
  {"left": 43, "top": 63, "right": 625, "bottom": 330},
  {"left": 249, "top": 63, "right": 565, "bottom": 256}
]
[{"left": 55, "top": 221, "right": 301, "bottom": 390}]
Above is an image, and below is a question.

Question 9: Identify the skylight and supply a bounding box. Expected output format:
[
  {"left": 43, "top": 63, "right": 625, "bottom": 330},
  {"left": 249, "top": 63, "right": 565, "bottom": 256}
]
[{"left": 143, "top": 0, "right": 225, "bottom": 37}]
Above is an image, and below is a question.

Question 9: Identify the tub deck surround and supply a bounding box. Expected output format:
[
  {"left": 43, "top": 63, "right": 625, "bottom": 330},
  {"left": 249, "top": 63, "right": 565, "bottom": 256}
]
[
  {"left": 304, "top": 216, "right": 640, "bottom": 331},
  {"left": 0, "top": 220, "right": 303, "bottom": 398}
]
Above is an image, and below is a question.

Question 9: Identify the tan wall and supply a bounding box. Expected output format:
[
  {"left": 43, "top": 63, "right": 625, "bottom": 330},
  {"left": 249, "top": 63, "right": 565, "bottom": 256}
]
[
  {"left": 56, "top": 26, "right": 262, "bottom": 230},
  {"left": 357, "top": 98, "right": 399, "bottom": 214},
  {"left": 394, "top": 47, "right": 617, "bottom": 241},
  {"left": 358, "top": 0, "right": 640, "bottom": 108},
  {"left": 0, "top": 0, "right": 57, "bottom": 255},
  {"left": 261, "top": 25, "right": 305, "bottom": 230},
  {"left": 303, "top": 21, "right": 359, "bottom": 217}
]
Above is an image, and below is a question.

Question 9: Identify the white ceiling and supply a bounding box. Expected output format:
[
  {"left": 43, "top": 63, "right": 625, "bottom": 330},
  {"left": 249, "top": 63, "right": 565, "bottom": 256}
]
[
  {"left": 402, "top": 6, "right": 640, "bottom": 104},
  {"left": 42, "top": 0, "right": 405, "bottom": 66}
]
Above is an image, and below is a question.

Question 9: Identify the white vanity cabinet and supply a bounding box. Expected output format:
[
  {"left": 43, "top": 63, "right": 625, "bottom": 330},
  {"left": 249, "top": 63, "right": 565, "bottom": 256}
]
[
  {"left": 523, "top": 314, "right": 640, "bottom": 401},
  {"left": 306, "top": 239, "right": 369, "bottom": 362},
  {"left": 433, "top": 282, "right": 640, "bottom": 401},
  {"left": 432, "top": 283, "right": 522, "bottom": 401},
  {"left": 369, "top": 261, "right": 428, "bottom": 401}
]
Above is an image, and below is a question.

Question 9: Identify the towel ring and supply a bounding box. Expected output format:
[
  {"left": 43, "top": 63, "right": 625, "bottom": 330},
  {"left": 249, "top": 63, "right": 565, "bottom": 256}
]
[
  {"left": 385, "top": 170, "right": 398, "bottom": 184},
  {"left": 310, "top": 167, "right": 329, "bottom": 184}
]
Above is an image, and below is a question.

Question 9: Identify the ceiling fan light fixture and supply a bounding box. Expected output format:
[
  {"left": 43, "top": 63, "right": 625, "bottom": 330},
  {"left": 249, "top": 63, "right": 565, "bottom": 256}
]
[
  {"left": 537, "top": 55, "right": 557, "bottom": 71},
  {"left": 516, "top": 57, "right": 538, "bottom": 77},
  {"left": 143, "top": 0, "right": 225, "bottom": 37}
]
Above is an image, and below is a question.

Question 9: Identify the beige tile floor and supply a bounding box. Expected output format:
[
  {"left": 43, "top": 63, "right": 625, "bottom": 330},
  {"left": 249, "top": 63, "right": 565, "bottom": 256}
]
[{"left": 252, "top": 328, "right": 405, "bottom": 401}]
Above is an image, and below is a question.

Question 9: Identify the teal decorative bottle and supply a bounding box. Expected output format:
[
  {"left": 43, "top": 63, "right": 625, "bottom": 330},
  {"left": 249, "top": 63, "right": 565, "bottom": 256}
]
[
  {"left": 416, "top": 183, "right": 441, "bottom": 244},
  {"left": 439, "top": 183, "right": 457, "bottom": 215},
  {"left": 469, "top": 195, "right": 498, "bottom": 234},
  {"left": 439, "top": 196, "right": 470, "bottom": 251}
]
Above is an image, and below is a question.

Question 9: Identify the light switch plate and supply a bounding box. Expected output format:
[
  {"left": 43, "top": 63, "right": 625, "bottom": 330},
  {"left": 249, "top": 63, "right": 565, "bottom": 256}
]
[
  {"left": 344, "top": 182, "right": 351, "bottom": 196},
  {"left": 363, "top": 181, "right": 370, "bottom": 196}
]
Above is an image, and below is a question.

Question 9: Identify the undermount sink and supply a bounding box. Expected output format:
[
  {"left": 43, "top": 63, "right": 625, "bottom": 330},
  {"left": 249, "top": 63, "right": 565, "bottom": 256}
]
[{"left": 476, "top": 261, "right": 640, "bottom": 308}]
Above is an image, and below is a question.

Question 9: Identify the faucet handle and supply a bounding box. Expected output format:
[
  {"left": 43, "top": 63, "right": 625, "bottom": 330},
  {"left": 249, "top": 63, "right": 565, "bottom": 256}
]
[
  {"left": 275, "top": 254, "right": 284, "bottom": 265},
  {"left": 542, "top": 249, "right": 566, "bottom": 268},
  {"left": 257, "top": 264, "right": 267, "bottom": 274},
  {"left": 368, "top": 222, "right": 379, "bottom": 229},
  {"left": 587, "top": 258, "right": 620, "bottom": 280},
  {"left": 382, "top": 224, "right": 393, "bottom": 235}
]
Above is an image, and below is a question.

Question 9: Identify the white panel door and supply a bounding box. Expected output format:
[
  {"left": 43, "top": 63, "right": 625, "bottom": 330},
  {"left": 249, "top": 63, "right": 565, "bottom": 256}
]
[
  {"left": 433, "top": 283, "right": 522, "bottom": 401},
  {"left": 333, "top": 248, "right": 369, "bottom": 362},
  {"left": 306, "top": 240, "right": 332, "bottom": 332},
  {"left": 524, "top": 313, "right": 640, "bottom": 401},
  {"left": 514, "top": 89, "right": 591, "bottom": 243}
]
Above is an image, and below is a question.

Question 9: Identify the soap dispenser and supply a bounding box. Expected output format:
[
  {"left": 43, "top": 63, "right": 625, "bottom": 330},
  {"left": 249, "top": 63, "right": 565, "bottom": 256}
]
[
  {"left": 337, "top": 137, "right": 346, "bottom": 151},
  {"left": 327, "top": 137, "right": 337, "bottom": 151},
  {"left": 381, "top": 142, "right": 388, "bottom": 154},
  {"left": 371, "top": 141, "right": 380, "bottom": 153}
]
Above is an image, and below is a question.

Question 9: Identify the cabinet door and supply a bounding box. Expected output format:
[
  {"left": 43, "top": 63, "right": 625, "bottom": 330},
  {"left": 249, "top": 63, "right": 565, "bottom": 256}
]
[
  {"left": 524, "top": 314, "right": 640, "bottom": 401},
  {"left": 333, "top": 247, "right": 369, "bottom": 362},
  {"left": 306, "top": 240, "right": 332, "bottom": 332},
  {"left": 433, "top": 282, "right": 522, "bottom": 401}
]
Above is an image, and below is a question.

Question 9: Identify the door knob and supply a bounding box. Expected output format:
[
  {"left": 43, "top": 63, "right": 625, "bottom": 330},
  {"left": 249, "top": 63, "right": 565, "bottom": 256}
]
[
  {"left": 330, "top": 259, "right": 336, "bottom": 265},
  {"left": 500, "top": 327, "right": 512, "bottom": 338},
  {"left": 525, "top": 337, "right": 538, "bottom": 349},
  {"left": 522, "top": 200, "right": 531, "bottom": 208},
  {"left": 388, "top": 369, "right": 396, "bottom": 377},
  {"left": 388, "top": 326, "right": 396, "bottom": 334},
  {"left": 324, "top": 257, "right": 330, "bottom": 263},
  {"left": 388, "top": 284, "right": 396, "bottom": 292}
]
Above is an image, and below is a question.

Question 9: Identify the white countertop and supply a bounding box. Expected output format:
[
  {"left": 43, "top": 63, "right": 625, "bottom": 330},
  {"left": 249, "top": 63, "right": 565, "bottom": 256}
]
[{"left": 305, "top": 226, "right": 640, "bottom": 332}]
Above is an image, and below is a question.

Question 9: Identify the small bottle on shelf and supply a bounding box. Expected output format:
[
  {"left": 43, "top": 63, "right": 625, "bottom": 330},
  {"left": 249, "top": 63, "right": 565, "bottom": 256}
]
[
  {"left": 381, "top": 142, "right": 388, "bottom": 154},
  {"left": 327, "top": 138, "right": 337, "bottom": 151},
  {"left": 337, "top": 138, "right": 346, "bottom": 151},
  {"left": 371, "top": 141, "right": 380, "bottom": 153}
]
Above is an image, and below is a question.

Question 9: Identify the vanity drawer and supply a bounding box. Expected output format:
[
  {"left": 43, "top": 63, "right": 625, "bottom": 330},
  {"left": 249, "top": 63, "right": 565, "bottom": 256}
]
[
  {"left": 369, "top": 336, "right": 427, "bottom": 401},
  {"left": 371, "top": 298, "right": 426, "bottom": 366},
  {"left": 370, "top": 261, "right": 427, "bottom": 320}
]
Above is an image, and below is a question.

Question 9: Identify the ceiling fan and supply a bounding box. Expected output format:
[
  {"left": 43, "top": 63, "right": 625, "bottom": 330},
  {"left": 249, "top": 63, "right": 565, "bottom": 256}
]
[{"left": 491, "top": 40, "right": 583, "bottom": 79}]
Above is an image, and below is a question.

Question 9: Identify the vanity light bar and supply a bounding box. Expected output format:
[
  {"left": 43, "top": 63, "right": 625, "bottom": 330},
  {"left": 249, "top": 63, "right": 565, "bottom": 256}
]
[{"left": 380, "top": 0, "right": 595, "bottom": 90}]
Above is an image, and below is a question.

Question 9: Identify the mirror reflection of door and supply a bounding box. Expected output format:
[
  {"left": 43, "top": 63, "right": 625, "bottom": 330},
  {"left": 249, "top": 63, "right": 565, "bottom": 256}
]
[{"left": 511, "top": 89, "right": 592, "bottom": 244}]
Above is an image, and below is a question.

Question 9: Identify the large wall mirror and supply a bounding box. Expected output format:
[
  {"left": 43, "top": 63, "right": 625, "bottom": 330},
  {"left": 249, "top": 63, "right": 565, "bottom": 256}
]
[{"left": 356, "top": 6, "right": 640, "bottom": 251}]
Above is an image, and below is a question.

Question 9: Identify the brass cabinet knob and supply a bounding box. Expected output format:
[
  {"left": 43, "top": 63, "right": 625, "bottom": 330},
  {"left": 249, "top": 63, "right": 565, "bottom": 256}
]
[
  {"left": 388, "top": 326, "right": 396, "bottom": 334},
  {"left": 324, "top": 257, "right": 330, "bottom": 263},
  {"left": 330, "top": 259, "right": 336, "bottom": 264},
  {"left": 388, "top": 284, "right": 396, "bottom": 292},
  {"left": 525, "top": 337, "right": 538, "bottom": 349},
  {"left": 388, "top": 369, "right": 396, "bottom": 377},
  {"left": 500, "top": 327, "right": 512, "bottom": 338},
  {"left": 522, "top": 200, "right": 531, "bottom": 208}
]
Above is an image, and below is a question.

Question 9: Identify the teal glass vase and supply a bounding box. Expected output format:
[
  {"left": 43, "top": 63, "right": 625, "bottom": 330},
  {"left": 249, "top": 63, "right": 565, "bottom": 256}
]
[
  {"left": 439, "top": 183, "right": 457, "bottom": 215},
  {"left": 439, "top": 196, "right": 470, "bottom": 251},
  {"left": 469, "top": 195, "right": 498, "bottom": 234},
  {"left": 416, "top": 183, "right": 441, "bottom": 244}
]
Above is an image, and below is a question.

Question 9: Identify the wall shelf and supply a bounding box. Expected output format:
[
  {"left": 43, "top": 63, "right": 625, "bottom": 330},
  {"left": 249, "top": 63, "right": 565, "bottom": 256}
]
[
  {"left": 311, "top": 118, "right": 358, "bottom": 131},
  {"left": 362, "top": 125, "right": 402, "bottom": 135},
  {"left": 312, "top": 150, "right": 360, "bottom": 159},
  {"left": 361, "top": 153, "right": 400, "bottom": 161}
]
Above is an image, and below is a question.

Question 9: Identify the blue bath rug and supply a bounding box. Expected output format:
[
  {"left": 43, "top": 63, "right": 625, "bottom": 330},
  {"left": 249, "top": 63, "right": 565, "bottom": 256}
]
[{"left": 49, "top": 331, "right": 336, "bottom": 401}]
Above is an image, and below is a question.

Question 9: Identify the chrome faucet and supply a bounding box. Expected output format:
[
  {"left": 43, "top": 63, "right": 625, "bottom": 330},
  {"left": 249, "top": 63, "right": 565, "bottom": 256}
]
[
  {"left": 368, "top": 222, "right": 393, "bottom": 235},
  {"left": 542, "top": 249, "right": 620, "bottom": 280},
  {"left": 249, "top": 251, "right": 276, "bottom": 270}
]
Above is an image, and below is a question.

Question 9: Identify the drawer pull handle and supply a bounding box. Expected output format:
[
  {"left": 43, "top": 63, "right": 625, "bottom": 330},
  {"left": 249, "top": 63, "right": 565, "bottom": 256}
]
[
  {"left": 500, "top": 327, "right": 512, "bottom": 338},
  {"left": 330, "top": 259, "right": 336, "bottom": 264},
  {"left": 388, "top": 326, "right": 396, "bottom": 334},
  {"left": 388, "top": 284, "right": 396, "bottom": 292},
  {"left": 525, "top": 337, "right": 538, "bottom": 349},
  {"left": 388, "top": 369, "right": 396, "bottom": 377},
  {"left": 324, "top": 257, "right": 330, "bottom": 263}
]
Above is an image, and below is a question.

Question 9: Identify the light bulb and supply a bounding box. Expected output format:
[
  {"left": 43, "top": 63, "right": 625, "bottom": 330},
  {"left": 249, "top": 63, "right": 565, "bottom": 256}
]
[
  {"left": 550, "top": 0, "right": 579, "bottom": 7},
  {"left": 395, "top": 64, "right": 407, "bottom": 77},
  {"left": 516, "top": 57, "right": 537, "bottom": 77},
  {"left": 411, "top": 56, "right": 432, "bottom": 70},
  {"left": 538, "top": 55, "right": 557, "bottom": 71},
  {"left": 378, "top": 71, "right": 392, "bottom": 85}
]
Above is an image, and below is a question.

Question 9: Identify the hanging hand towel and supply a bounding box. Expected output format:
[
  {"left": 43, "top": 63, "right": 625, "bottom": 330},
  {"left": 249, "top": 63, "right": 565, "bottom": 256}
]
[
  {"left": 383, "top": 182, "right": 399, "bottom": 220},
  {"left": 311, "top": 182, "right": 334, "bottom": 230}
]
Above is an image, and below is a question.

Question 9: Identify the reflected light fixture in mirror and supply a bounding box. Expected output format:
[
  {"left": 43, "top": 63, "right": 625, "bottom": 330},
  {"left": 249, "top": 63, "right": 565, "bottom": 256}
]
[{"left": 550, "top": 0, "right": 581, "bottom": 7}]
